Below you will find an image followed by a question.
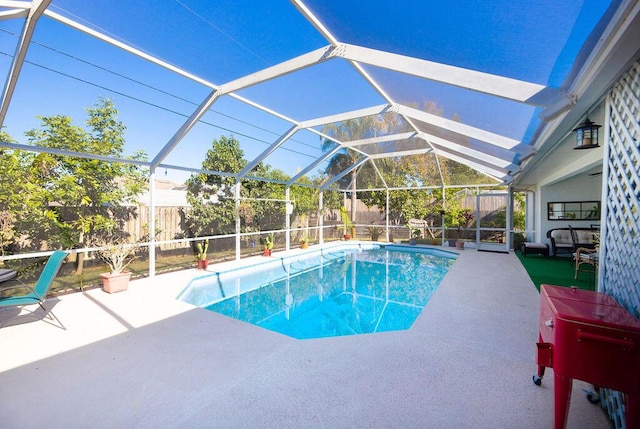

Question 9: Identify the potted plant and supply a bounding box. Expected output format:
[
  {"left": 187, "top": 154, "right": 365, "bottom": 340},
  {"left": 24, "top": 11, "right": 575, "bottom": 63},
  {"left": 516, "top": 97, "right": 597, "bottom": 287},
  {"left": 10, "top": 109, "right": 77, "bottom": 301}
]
[
  {"left": 409, "top": 228, "right": 421, "bottom": 245},
  {"left": 340, "top": 206, "right": 353, "bottom": 240},
  {"left": 195, "top": 239, "right": 209, "bottom": 270},
  {"left": 95, "top": 238, "right": 138, "bottom": 293},
  {"left": 513, "top": 233, "right": 525, "bottom": 252},
  {"left": 262, "top": 233, "right": 274, "bottom": 256},
  {"left": 300, "top": 235, "right": 309, "bottom": 249},
  {"left": 368, "top": 226, "right": 382, "bottom": 241}
]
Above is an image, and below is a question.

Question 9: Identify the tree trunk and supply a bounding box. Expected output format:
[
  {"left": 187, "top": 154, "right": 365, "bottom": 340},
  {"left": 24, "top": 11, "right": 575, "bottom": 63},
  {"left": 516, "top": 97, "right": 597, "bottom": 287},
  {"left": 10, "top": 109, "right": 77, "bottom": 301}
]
[
  {"left": 75, "top": 231, "right": 85, "bottom": 275},
  {"left": 75, "top": 251, "right": 84, "bottom": 275},
  {"left": 350, "top": 170, "right": 357, "bottom": 238}
]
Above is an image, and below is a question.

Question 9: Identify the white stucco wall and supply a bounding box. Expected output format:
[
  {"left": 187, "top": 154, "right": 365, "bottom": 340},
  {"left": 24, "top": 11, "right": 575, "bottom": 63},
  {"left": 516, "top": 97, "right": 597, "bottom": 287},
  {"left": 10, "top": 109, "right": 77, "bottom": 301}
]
[
  {"left": 525, "top": 102, "right": 606, "bottom": 244},
  {"left": 537, "top": 173, "right": 602, "bottom": 246}
]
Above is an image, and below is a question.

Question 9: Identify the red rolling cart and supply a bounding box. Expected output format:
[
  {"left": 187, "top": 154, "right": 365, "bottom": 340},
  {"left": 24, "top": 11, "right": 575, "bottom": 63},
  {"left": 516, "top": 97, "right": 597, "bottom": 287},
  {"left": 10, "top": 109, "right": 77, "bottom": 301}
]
[{"left": 533, "top": 284, "right": 640, "bottom": 429}]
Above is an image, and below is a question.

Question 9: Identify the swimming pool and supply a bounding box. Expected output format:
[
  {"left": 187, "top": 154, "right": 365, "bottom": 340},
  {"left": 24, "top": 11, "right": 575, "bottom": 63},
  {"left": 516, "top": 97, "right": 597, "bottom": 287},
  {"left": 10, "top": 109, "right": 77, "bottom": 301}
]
[{"left": 178, "top": 243, "right": 457, "bottom": 339}]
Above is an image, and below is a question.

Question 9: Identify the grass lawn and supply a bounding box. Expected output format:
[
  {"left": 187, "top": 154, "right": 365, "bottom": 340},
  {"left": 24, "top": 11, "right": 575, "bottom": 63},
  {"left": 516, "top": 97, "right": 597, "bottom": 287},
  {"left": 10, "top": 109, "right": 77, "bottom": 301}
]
[{"left": 515, "top": 250, "right": 596, "bottom": 292}]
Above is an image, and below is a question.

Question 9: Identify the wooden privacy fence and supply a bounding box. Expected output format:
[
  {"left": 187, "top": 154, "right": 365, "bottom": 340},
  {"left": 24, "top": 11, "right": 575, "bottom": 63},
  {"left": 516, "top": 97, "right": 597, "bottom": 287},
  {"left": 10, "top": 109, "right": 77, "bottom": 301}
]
[
  {"left": 122, "top": 194, "right": 509, "bottom": 249},
  {"left": 123, "top": 206, "right": 190, "bottom": 251}
]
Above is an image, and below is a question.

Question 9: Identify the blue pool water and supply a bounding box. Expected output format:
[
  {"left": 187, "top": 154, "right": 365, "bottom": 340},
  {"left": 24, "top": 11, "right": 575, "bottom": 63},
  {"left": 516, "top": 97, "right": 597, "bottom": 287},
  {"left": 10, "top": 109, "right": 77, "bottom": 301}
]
[{"left": 178, "top": 244, "right": 456, "bottom": 339}]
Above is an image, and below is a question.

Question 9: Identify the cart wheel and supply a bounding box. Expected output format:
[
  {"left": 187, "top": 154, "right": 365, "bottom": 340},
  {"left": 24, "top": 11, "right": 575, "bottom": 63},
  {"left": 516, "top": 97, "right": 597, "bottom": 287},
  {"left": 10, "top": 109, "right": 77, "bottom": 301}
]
[
  {"left": 533, "top": 375, "right": 542, "bottom": 386},
  {"left": 586, "top": 391, "right": 600, "bottom": 404}
]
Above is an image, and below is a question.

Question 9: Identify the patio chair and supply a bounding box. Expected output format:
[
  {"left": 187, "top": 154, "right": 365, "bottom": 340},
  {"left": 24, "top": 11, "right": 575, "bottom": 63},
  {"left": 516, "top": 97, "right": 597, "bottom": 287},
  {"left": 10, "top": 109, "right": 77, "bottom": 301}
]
[
  {"left": 548, "top": 229, "right": 574, "bottom": 257},
  {"left": 573, "top": 247, "right": 598, "bottom": 280},
  {"left": 0, "top": 250, "right": 68, "bottom": 329}
]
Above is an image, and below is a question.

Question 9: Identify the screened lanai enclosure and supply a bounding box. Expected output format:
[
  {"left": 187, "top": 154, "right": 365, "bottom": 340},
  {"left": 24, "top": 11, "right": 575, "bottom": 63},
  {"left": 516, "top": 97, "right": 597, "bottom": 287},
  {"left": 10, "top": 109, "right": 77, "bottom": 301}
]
[
  {"left": 0, "top": 0, "right": 628, "bottom": 284},
  {"left": 0, "top": 0, "right": 640, "bottom": 428}
]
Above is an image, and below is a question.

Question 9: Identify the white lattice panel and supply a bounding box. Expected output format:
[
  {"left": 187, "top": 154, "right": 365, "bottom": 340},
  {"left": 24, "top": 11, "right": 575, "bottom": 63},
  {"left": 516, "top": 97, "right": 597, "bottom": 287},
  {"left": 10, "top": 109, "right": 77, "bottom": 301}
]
[
  {"left": 602, "top": 59, "right": 640, "bottom": 317},
  {"left": 600, "top": 59, "right": 640, "bottom": 429}
]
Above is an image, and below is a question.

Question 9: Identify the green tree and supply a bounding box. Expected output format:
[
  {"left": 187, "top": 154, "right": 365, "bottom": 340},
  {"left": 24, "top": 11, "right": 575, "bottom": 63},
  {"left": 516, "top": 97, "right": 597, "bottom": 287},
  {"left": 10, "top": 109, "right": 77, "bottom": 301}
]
[
  {"left": 185, "top": 135, "right": 303, "bottom": 252},
  {"left": 512, "top": 192, "right": 526, "bottom": 230},
  {"left": 358, "top": 157, "right": 411, "bottom": 227},
  {"left": 290, "top": 177, "right": 318, "bottom": 218},
  {"left": 185, "top": 135, "right": 246, "bottom": 239},
  {"left": 0, "top": 131, "right": 28, "bottom": 256},
  {"left": 290, "top": 177, "right": 320, "bottom": 241},
  {"left": 24, "top": 98, "right": 148, "bottom": 273},
  {"left": 321, "top": 116, "right": 385, "bottom": 222},
  {"left": 445, "top": 159, "right": 493, "bottom": 185},
  {"left": 243, "top": 164, "right": 288, "bottom": 232},
  {"left": 401, "top": 188, "right": 449, "bottom": 239},
  {"left": 2, "top": 132, "right": 60, "bottom": 253}
]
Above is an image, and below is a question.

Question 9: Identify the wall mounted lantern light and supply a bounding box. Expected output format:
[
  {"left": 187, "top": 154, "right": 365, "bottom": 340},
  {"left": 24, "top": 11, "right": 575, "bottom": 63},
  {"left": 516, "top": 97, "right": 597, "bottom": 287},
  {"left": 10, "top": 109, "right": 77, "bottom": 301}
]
[{"left": 573, "top": 117, "right": 601, "bottom": 150}]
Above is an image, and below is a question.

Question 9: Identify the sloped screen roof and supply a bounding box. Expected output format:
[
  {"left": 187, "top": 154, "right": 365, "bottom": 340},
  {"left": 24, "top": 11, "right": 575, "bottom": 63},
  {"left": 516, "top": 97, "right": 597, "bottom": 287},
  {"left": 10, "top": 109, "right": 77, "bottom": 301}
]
[{"left": 0, "top": 0, "right": 616, "bottom": 189}]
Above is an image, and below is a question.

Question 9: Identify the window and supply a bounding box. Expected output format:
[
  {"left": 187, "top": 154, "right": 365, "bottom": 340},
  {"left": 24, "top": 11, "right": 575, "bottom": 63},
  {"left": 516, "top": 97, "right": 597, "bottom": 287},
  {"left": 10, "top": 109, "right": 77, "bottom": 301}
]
[{"left": 547, "top": 201, "right": 600, "bottom": 220}]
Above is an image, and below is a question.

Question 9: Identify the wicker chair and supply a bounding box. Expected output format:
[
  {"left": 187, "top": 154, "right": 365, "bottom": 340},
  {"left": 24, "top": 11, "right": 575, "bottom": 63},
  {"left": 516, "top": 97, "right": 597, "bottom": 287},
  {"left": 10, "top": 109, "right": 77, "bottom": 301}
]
[{"left": 573, "top": 247, "right": 599, "bottom": 279}]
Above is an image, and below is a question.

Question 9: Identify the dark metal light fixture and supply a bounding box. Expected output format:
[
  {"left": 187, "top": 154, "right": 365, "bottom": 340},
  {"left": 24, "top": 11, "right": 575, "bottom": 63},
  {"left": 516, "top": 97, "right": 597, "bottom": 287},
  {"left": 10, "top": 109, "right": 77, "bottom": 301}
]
[{"left": 573, "top": 117, "right": 601, "bottom": 150}]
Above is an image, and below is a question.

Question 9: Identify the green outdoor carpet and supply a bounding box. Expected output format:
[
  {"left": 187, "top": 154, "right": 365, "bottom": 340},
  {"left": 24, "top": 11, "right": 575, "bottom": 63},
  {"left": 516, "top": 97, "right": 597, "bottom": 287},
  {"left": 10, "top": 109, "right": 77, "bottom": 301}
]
[{"left": 515, "top": 251, "right": 596, "bottom": 292}]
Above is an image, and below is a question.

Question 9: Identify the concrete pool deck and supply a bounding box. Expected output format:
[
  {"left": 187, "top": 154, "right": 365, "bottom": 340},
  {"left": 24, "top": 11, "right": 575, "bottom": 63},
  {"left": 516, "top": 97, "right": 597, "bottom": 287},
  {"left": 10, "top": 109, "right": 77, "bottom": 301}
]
[{"left": 0, "top": 246, "right": 611, "bottom": 428}]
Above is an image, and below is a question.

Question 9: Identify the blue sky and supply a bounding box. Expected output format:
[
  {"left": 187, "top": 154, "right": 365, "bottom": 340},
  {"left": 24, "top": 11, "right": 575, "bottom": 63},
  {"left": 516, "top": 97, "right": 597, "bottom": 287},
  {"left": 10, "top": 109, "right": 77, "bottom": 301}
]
[{"left": 0, "top": 0, "right": 613, "bottom": 183}]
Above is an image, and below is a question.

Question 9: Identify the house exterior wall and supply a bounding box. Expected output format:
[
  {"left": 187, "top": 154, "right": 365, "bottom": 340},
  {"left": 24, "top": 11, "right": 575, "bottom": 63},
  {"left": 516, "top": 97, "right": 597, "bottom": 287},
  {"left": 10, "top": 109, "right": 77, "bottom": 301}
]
[
  {"left": 538, "top": 174, "right": 602, "bottom": 247},
  {"left": 522, "top": 102, "right": 606, "bottom": 243},
  {"left": 518, "top": 55, "right": 639, "bottom": 428}
]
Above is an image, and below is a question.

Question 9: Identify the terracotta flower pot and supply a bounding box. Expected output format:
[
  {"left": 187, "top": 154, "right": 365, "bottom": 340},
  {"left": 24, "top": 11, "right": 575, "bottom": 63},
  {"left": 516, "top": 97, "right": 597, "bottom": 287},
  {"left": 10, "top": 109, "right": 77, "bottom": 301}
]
[
  {"left": 263, "top": 248, "right": 272, "bottom": 257},
  {"left": 197, "top": 259, "right": 209, "bottom": 270},
  {"left": 455, "top": 240, "right": 465, "bottom": 249},
  {"left": 100, "top": 272, "right": 132, "bottom": 293},
  {"left": 301, "top": 243, "right": 309, "bottom": 249}
]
